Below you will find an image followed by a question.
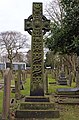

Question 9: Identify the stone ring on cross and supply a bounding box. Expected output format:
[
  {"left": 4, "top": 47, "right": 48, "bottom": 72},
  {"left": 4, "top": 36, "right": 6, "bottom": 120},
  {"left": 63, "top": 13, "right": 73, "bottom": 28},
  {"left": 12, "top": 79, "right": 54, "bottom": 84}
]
[{"left": 24, "top": 15, "right": 50, "bottom": 35}]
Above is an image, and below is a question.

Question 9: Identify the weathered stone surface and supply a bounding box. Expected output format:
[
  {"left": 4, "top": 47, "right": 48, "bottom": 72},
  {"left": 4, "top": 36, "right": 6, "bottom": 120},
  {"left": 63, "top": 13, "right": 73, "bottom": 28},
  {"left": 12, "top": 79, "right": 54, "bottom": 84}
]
[
  {"left": 57, "top": 98, "right": 79, "bottom": 104},
  {"left": 2, "top": 68, "right": 12, "bottom": 119},
  {"left": 25, "top": 96, "right": 49, "bottom": 102},
  {"left": 56, "top": 88, "right": 79, "bottom": 95},
  {"left": 0, "top": 84, "right": 3, "bottom": 89},
  {"left": 24, "top": 2, "right": 50, "bottom": 96},
  {"left": 57, "top": 72, "right": 67, "bottom": 85},
  {"left": 15, "top": 2, "right": 59, "bottom": 119},
  {"left": 55, "top": 94, "right": 79, "bottom": 98},
  {"left": 20, "top": 102, "right": 55, "bottom": 110},
  {"left": 15, "top": 110, "right": 59, "bottom": 118}
]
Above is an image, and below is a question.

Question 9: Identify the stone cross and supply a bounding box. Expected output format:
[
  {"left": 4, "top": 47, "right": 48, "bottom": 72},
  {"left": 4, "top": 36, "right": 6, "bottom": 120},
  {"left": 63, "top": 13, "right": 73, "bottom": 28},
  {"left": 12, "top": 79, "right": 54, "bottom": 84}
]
[{"left": 24, "top": 2, "right": 50, "bottom": 96}]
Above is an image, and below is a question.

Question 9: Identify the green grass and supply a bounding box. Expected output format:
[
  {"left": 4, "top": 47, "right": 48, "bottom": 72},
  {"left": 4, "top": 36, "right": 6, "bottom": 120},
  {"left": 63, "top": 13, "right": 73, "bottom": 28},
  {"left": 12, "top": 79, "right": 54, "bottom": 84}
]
[
  {"left": 21, "top": 77, "right": 30, "bottom": 96},
  {"left": 58, "top": 105, "right": 79, "bottom": 120},
  {"left": 0, "top": 91, "right": 3, "bottom": 113}
]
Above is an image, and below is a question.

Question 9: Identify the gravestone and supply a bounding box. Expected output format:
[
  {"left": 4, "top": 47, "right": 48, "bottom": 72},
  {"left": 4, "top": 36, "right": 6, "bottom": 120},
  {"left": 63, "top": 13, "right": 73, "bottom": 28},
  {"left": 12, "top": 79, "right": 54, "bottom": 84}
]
[
  {"left": 2, "top": 68, "right": 12, "bottom": 120},
  {"left": 15, "top": 2, "right": 59, "bottom": 119},
  {"left": 18, "top": 65, "right": 24, "bottom": 90},
  {"left": 15, "top": 72, "right": 21, "bottom": 100},
  {"left": 24, "top": 2, "right": 50, "bottom": 96},
  {"left": 57, "top": 71, "right": 67, "bottom": 85},
  {"left": 21, "top": 70, "right": 26, "bottom": 83}
]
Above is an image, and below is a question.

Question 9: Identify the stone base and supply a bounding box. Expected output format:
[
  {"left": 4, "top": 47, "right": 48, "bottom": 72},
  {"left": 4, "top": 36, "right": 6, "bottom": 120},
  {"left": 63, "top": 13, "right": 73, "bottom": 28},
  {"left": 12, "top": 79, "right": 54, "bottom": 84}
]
[
  {"left": 15, "top": 96, "right": 60, "bottom": 119},
  {"left": 19, "top": 102, "right": 55, "bottom": 110},
  {"left": 25, "top": 96, "right": 49, "bottom": 102},
  {"left": 15, "top": 110, "right": 59, "bottom": 119}
]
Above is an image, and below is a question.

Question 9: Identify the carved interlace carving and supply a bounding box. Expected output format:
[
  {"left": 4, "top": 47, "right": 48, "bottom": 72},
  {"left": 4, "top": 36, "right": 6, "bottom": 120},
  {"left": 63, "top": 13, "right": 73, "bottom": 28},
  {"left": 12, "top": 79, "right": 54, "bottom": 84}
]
[{"left": 24, "top": 3, "right": 50, "bottom": 96}]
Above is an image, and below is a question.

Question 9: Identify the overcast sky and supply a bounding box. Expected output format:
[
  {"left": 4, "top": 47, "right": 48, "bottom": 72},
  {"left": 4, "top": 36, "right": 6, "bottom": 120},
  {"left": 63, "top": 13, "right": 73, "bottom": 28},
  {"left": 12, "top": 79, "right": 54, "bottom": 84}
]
[{"left": 0, "top": 0, "right": 50, "bottom": 35}]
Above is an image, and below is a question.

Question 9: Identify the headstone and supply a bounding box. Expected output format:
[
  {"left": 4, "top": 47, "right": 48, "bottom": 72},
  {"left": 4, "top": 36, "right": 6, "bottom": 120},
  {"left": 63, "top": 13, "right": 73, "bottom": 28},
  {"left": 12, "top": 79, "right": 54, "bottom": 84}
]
[
  {"left": 57, "top": 71, "right": 67, "bottom": 85},
  {"left": 2, "top": 68, "right": 12, "bottom": 120},
  {"left": 15, "top": 2, "right": 59, "bottom": 119},
  {"left": 12, "top": 70, "right": 24, "bottom": 94},
  {"left": 21, "top": 70, "right": 26, "bottom": 83},
  {"left": 24, "top": 2, "right": 50, "bottom": 96},
  {"left": 14, "top": 70, "right": 24, "bottom": 99},
  {"left": 18, "top": 65, "right": 24, "bottom": 90},
  {"left": 15, "top": 72, "right": 21, "bottom": 100}
]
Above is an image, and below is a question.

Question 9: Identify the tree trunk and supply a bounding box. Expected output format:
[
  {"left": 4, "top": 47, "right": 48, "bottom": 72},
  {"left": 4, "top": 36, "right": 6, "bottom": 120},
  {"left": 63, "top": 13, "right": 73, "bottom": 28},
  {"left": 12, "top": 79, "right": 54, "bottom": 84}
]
[{"left": 76, "top": 56, "right": 79, "bottom": 87}]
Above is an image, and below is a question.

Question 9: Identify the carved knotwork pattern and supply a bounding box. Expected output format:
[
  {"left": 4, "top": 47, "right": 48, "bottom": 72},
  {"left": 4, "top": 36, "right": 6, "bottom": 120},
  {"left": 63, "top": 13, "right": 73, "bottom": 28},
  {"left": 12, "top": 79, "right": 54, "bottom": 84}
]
[
  {"left": 24, "top": 3, "right": 50, "bottom": 94},
  {"left": 31, "top": 3, "right": 44, "bottom": 90}
]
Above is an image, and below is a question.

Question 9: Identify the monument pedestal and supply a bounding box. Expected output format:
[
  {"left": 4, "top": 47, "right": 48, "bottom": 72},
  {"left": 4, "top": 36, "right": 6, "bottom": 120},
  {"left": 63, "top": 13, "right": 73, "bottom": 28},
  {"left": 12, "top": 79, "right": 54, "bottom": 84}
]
[{"left": 15, "top": 96, "right": 59, "bottom": 119}]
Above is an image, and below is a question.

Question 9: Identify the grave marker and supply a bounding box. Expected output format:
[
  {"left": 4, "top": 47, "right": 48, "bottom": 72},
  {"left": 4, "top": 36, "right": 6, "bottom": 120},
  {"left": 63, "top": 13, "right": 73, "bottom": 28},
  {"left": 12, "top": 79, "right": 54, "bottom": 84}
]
[
  {"left": 2, "top": 68, "right": 12, "bottom": 120},
  {"left": 24, "top": 2, "right": 50, "bottom": 96},
  {"left": 15, "top": 3, "right": 60, "bottom": 119},
  {"left": 15, "top": 72, "right": 21, "bottom": 100},
  {"left": 58, "top": 71, "right": 67, "bottom": 85}
]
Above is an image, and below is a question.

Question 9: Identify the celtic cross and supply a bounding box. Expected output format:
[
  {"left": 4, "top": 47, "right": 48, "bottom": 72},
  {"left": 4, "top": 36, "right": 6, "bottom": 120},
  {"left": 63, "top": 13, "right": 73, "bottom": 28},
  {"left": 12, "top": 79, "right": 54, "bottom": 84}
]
[{"left": 24, "top": 2, "right": 50, "bottom": 96}]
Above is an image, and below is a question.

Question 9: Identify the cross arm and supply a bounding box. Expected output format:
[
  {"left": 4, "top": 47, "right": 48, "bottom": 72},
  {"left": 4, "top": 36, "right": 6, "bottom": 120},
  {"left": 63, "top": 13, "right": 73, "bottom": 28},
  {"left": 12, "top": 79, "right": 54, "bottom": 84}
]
[
  {"left": 24, "top": 15, "right": 33, "bottom": 35},
  {"left": 42, "top": 15, "right": 50, "bottom": 35}
]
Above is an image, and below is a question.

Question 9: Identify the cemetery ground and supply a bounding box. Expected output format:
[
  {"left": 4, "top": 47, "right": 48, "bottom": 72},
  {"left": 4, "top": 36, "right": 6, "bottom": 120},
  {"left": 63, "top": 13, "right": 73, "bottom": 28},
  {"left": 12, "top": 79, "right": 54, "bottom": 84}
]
[{"left": 0, "top": 73, "right": 79, "bottom": 120}]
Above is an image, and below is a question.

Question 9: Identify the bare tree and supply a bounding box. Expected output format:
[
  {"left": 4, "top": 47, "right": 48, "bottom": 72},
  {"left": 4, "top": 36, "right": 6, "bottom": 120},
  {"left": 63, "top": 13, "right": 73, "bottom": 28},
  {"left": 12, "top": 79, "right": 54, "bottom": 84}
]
[
  {"left": 45, "top": 0, "right": 64, "bottom": 26},
  {"left": 13, "top": 52, "right": 25, "bottom": 62},
  {"left": 0, "top": 31, "right": 29, "bottom": 69}
]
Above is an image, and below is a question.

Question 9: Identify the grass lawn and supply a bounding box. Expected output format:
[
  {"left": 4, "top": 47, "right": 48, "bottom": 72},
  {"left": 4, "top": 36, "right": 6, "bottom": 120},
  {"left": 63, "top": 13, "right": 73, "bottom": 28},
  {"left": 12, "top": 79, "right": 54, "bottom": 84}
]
[
  {"left": 0, "top": 73, "right": 79, "bottom": 120},
  {"left": 0, "top": 91, "right": 3, "bottom": 114},
  {"left": 57, "top": 105, "right": 79, "bottom": 120}
]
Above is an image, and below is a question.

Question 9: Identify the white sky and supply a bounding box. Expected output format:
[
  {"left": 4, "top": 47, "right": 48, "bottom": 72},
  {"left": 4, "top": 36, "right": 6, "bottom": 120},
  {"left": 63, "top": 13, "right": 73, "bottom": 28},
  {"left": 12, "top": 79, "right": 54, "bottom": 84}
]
[
  {"left": 0, "top": 0, "right": 50, "bottom": 34},
  {"left": 0, "top": 0, "right": 50, "bottom": 54}
]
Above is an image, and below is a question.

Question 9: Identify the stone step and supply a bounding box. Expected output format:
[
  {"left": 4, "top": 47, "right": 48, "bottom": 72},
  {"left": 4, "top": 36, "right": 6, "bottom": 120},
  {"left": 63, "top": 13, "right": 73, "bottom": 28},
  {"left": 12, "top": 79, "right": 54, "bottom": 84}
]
[
  {"left": 19, "top": 102, "right": 55, "bottom": 110},
  {"left": 25, "top": 96, "right": 50, "bottom": 102},
  {"left": 15, "top": 109, "right": 59, "bottom": 119}
]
